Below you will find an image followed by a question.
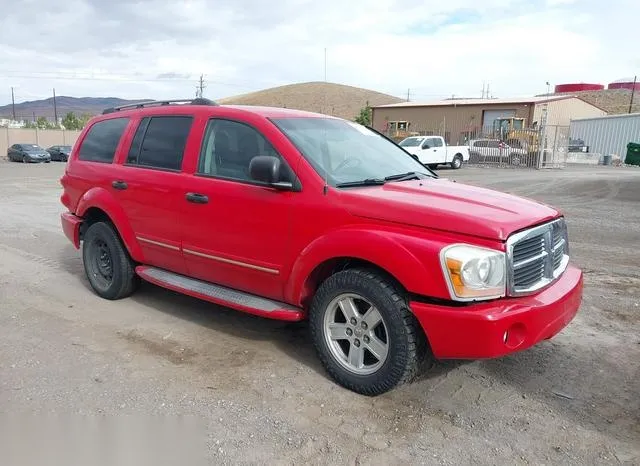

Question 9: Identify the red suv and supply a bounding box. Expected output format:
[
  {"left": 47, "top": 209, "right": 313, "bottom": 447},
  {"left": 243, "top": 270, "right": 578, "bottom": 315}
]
[{"left": 60, "top": 98, "right": 583, "bottom": 395}]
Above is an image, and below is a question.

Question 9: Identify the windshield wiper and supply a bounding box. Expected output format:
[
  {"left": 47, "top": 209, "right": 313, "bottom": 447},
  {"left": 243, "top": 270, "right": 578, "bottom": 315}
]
[
  {"left": 336, "top": 178, "right": 386, "bottom": 188},
  {"left": 384, "top": 171, "right": 429, "bottom": 182}
]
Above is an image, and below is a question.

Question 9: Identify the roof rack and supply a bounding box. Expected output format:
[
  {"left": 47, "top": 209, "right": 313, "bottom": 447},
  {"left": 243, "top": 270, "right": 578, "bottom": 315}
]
[{"left": 102, "top": 97, "right": 218, "bottom": 114}]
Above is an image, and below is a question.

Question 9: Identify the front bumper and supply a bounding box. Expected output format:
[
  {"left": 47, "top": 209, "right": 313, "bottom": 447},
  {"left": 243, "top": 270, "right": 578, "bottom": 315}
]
[
  {"left": 26, "top": 155, "right": 51, "bottom": 162},
  {"left": 410, "top": 264, "right": 583, "bottom": 359}
]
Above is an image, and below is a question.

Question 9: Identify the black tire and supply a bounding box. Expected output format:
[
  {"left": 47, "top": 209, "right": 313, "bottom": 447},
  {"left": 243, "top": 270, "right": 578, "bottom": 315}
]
[
  {"left": 82, "top": 221, "right": 139, "bottom": 300},
  {"left": 22, "top": 155, "right": 28, "bottom": 163},
  {"left": 510, "top": 153, "right": 522, "bottom": 166},
  {"left": 469, "top": 151, "right": 480, "bottom": 163},
  {"left": 428, "top": 163, "right": 438, "bottom": 170},
  {"left": 309, "top": 268, "right": 430, "bottom": 396},
  {"left": 450, "top": 154, "right": 463, "bottom": 169}
]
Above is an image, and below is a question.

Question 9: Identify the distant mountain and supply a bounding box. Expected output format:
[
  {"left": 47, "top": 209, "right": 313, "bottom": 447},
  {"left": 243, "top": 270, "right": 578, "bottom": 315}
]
[
  {"left": 0, "top": 96, "right": 151, "bottom": 120},
  {"left": 0, "top": 81, "right": 404, "bottom": 122}
]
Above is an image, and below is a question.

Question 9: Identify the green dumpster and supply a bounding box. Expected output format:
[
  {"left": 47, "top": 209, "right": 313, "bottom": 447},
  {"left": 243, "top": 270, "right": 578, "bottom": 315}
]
[{"left": 627, "top": 142, "right": 640, "bottom": 166}]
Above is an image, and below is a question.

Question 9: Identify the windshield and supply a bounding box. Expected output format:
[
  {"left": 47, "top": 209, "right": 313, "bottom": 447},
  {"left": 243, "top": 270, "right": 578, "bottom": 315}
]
[
  {"left": 399, "top": 137, "right": 424, "bottom": 147},
  {"left": 271, "top": 118, "right": 433, "bottom": 187},
  {"left": 60, "top": 145, "right": 72, "bottom": 151},
  {"left": 21, "top": 144, "right": 43, "bottom": 152}
]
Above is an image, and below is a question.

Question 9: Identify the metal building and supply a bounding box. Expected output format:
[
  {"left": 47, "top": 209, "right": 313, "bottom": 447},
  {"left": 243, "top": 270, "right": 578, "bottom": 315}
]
[
  {"left": 570, "top": 113, "right": 640, "bottom": 162},
  {"left": 371, "top": 96, "right": 606, "bottom": 145}
]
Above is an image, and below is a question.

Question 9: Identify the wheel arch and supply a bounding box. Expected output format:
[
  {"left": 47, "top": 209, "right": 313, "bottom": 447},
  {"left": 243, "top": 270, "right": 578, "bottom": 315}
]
[
  {"left": 285, "top": 229, "right": 437, "bottom": 308},
  {"left": 75, "top": 188, "right": 144, "bottom": 262}
]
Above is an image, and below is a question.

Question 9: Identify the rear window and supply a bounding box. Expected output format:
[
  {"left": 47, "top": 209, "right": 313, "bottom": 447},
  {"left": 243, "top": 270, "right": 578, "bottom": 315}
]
[{"left": 78, "top": 118, "right": 129, "bottom": 163}]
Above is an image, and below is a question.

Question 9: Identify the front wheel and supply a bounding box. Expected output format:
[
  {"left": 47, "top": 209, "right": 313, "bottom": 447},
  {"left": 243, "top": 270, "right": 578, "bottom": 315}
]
[
  {"left": 309, "top": 268, "right": 430, "bottom": 396},
  {"left": 22, "top": 155, "right": 28, "bottom": 163},
  {"left": 450, "top": 154, "right": 463, "bottom": 169}
]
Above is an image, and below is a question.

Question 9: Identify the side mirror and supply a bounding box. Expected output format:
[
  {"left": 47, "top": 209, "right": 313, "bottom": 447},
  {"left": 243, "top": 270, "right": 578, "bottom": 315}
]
[
  {"left": 249, "top": 156, "right": 293, "bottom": 190},
  {"left": 410, "top": 153, "right": 420, "bottom": 162},
  {"left": 422, "top": 143, "right": 431, "bottom": 149}
]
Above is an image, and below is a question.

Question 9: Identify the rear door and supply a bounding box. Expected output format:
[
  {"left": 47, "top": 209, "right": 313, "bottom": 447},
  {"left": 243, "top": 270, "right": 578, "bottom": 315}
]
[{"left": 109, "top": 115, "right": 195, "bottom": 274}]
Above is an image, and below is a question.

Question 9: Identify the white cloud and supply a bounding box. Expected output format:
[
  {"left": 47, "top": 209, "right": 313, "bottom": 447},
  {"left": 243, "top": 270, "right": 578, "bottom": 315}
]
[{"left": 0, "top": 0, "right": 638, "bottom": 109}]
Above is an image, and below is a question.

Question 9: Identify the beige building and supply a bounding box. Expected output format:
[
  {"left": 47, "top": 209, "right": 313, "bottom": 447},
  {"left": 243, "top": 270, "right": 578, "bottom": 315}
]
[{"left": 372, "top": 96, "right": 606, "bottom": 145}]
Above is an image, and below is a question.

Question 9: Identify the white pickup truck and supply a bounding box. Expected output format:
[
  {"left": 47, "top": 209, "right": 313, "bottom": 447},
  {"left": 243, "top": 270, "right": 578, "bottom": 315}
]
[{"left": 398, "top": 135, "right": 470, "bottom": 169}]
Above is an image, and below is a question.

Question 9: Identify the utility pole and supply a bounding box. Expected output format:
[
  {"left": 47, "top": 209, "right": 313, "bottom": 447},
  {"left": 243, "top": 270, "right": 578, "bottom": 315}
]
[
  {"left": 482, "top": 82, "right": 485, "bottom": 99},
  {"left": 11, "top": 87, "right": 16, "bottom": 121},
  {"left": 629, "top": 75, "right": 637, "bottom": 114},
  {"left": 406, "top": 88, "right": 410, "bottom": 102},
  {"left": 53, "top": 88, "right": 58, "bottom": 125},
  {"left": 324, "top": 48, "right": 327, "bottom": 82},
  {"left": 196, "top": 74, "right": 206, "bottom": 98}
]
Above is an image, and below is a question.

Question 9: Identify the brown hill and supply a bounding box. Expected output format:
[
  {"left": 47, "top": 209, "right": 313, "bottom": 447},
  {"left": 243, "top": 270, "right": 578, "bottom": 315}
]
[
  {"left": 553, "top": 89, "right": 639, "bottom": 115},
  {"left": 218, "top": 82, "right": 403, "bottom": 120}
]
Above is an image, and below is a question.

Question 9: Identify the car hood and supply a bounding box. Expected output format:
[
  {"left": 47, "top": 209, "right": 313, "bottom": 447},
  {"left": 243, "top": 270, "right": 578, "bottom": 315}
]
[{"left": 337, "top": 178, "right": 559, "bottom": 241}]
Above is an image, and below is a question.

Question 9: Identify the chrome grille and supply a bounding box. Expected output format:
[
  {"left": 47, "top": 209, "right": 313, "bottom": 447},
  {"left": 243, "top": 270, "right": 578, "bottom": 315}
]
[{"left": 507, "top": 218, "right": 569, "bottom": 295}]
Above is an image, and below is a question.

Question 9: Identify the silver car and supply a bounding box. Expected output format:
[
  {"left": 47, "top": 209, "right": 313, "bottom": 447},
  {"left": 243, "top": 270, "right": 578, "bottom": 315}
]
[{"left": 468, "top": 139, "right": 527, "bottom": 165}]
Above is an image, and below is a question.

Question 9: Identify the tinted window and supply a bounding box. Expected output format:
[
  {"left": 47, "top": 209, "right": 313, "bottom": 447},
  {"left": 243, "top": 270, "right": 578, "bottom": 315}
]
[
  {"left": 432, "top": 138, "right": 444, "bottom": 148},
  {"left": 79, "top": 118, "right": 129, "bottom": 163},
  {"left": 126, "top": 118, "right": 150, "bottom": 164},
  {"left": 488, "top": 141, "right": 500, "bottom": 148},
  {"left": 197, "top": 119, "right": 283, "bottom": 182},
  {"left": 133, "top": 116, "right": 193, "bottom": 170}
]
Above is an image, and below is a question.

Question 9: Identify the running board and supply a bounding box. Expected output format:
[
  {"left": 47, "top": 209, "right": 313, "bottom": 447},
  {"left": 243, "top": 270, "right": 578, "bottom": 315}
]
[{"left": 135, "top": 266, "right": 304, "bottom": 322}]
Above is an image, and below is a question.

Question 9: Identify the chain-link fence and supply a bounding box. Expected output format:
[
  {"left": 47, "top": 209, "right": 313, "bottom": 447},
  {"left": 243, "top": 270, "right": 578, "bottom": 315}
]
[{"left": 383, "top": 119, "right": 569, "bottom": 169}]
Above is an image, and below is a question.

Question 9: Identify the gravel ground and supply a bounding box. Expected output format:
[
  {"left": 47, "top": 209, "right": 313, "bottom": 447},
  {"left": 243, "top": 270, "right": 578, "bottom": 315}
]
[{"left": 0, "top": 161, "right": 638, "bottom": 465}]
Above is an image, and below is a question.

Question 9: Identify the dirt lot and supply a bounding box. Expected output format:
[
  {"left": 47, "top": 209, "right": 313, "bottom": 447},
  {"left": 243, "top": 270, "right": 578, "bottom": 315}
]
[{"left": 1, "top": 161, "right": 638, "bottom": 465}]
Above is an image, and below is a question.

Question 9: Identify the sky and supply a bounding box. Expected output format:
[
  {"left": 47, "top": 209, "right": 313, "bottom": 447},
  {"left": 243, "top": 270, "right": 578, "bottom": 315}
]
[{"left": 0, "top": 0, "right": 638, "bottom": 106}]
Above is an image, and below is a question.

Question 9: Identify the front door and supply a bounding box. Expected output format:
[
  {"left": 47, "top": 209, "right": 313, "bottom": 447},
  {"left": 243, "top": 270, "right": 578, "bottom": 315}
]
[
  {"left": 420, "top": 137, "right": 445, "bottom": 164},
  {"left": 110, "top": 115, "right": 195, "bottom": 275},
  {"left": 180, "top": 117, "right": 294, "bottom": 301}
]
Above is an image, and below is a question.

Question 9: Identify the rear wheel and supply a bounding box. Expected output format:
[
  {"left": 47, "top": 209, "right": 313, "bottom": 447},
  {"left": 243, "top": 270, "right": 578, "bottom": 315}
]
[
  {"left": 310, "top": 268, "right": 430, "bottom": 396},
  {"left": 82, "top": 221, "right": 139, "bottom": 300},
  {"left": 450, "top": 154, "right": 463, "bottom": 169},
  {"left": 510, "top": 153, "right": 522, "bottom": 166}
]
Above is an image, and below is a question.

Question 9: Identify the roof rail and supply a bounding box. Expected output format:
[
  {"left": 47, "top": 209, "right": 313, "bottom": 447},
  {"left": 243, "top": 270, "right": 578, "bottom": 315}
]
[{"left": 102, "top": 97, "right": 218, "bottom": 114}]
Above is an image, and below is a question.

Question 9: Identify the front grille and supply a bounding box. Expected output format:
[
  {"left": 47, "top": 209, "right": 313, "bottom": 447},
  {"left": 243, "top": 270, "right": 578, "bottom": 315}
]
[{"left": 508, "top": 218, "right": 569, "bottom": 295}]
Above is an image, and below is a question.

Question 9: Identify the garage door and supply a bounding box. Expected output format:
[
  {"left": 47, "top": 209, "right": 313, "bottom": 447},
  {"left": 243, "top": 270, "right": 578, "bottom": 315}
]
[{"left": 482, "top": 109, "right": 516, "bottom": 132}]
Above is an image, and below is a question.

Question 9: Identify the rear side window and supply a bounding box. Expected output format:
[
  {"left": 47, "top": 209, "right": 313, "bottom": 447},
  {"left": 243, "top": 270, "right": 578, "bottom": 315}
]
[
  {"left": 126, "top": 116, "right": 193, "bottom": 171},
  {"left": 432, "top": 138, "right": 444, "bottom": 148},
  {"left": 78, "top": 118, "right": 129, "bottom": 163}
]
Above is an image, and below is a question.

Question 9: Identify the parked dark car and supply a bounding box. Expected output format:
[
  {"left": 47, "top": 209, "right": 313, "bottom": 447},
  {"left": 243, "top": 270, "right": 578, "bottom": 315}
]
[
  {"left": 7, "top": 144, "right": 51, "bottom": 163},
  {"left": 46, "top": 145, "right": 73, "bottom": 162}
]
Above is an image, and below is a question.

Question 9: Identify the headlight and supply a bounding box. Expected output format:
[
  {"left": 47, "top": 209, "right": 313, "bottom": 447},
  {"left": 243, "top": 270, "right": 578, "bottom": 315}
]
[{"left": 440, "top": 245, "right": 506, "bottom": 301}]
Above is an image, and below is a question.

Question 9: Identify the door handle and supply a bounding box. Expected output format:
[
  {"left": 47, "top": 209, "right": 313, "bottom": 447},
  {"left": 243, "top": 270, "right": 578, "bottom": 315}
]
[
  {"left": 112, "top": 180, "right": 128, "bottom": 190},
  {"left": 186, "top": 192, "right": 209, "bottom": 204}
]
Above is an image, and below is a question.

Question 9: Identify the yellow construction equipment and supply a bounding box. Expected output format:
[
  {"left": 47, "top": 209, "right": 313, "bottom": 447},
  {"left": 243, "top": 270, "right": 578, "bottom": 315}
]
[{"left": 492, "top": 117, "right": 540, "bottom": 159}]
